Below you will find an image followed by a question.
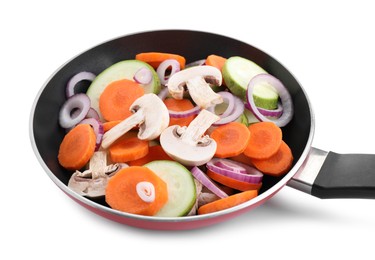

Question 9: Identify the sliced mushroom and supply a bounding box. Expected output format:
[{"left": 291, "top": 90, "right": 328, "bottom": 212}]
[
  {"left": 167, "top": 65, "right": 223, "bottom": 108},
  {"left": 160, "top": 109, "right": 220, "bottom": 166},
  {"left": 68, "top": 151, "right": 127, "bottom": 197},
  {"left": 187, "top": 179, "right": 203, "bottom": 216},
  {"left": 198, "top": 188, "right": 220, "bottom": 208},
  {"left": 101, "top": 93, "right": 170, "bottom": 149}
]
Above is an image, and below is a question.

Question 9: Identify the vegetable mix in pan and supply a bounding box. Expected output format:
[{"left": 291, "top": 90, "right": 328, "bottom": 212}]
[{"left": 57, "top": 52, "right": 294, "bottom": 217}]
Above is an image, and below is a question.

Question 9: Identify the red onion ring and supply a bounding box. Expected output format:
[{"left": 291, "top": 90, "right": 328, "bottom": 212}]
[
  {"left": 212, "top": 95, "right": 245, "bottom": 126},
  {"left": 86, "top": 107, "right": 100, "bottom": 121},
  {"left": 185, "top": 59, "right": 206, "bottom": 68},
  {"left": 244, "top": 101, "right": 283, "bottom": 118},
  {"left": 133, "top": 67, "right": 152, "bottom": 85},
  {"left": 258, "top": 102, "right": 283, "bottom": 117},
  {"left": 215, "top": 159, "right": 247, "bottom": 174},
  {"left": 246, "top": 74, "right": 293, "bottom": 127},
  {"left": 207, "top": 91, "right": 235, "bottom": 118},
  {"left": 59, "top": 93, "right": 91, "bottom": 129},
  {"left": 169, "top": 106, "right": 201, "bottom": 118},
  {"left": 191, "top": 166, "right": 228, "bottom": 199},
  {"left": 206, "top": 158, "right": 263, "bottom": 184},
  {"left": 71, "top": 107, "right": 101, "bottom": 121},
  {"left": 79, "top": 118, "right": 104, "bottom": 151},
  {"left": 66, "top": 71, "right": 96, "bottom": 98},
  {"left": 156, "top": 59, "right": 181, "bottom": 85}
]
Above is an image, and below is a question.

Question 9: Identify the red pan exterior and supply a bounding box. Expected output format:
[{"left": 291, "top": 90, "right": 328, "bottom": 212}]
[{"left": 64, "top": 186, "right": 282, "bottom": 230}]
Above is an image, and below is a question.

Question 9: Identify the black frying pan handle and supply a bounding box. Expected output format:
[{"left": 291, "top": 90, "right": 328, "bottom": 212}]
[{"left": 288, "top": 148, "right": 375, "bottom": 199}]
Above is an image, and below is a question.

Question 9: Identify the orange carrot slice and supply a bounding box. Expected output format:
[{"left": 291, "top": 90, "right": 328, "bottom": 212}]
[
  {"left": 163, "top": 98, "right": 197, "bottom": 127},
  {"left": 108, "top": 132, "right": 149, "bottom": 163},
  {"left": 229, "top": 153, "right": 254, "bottom": 166},
  {"left": 211, "top": 122, "right": 250, "bottom": 158},
  {"left": 205, "top": 54, "right": 227, "bottom": 72},
  {"left": 206, "top": 169, "right": 262, "bottom": 192},
  {"left": 99, "top": 79, "right": 144, "bottom": 122},
  {"left": 105, "top": 166, "right": 168, "bottom": 216},
  {"left": 129, "top": 145, "right": 173, "bottom": 166},
  {"left": 135, "top": 52, "right": 186, "bottom": 69},
  {"left": 205, "top": 54, "right": 227, "bottom": 85},
  {"left": 198, "top": 190, "right": 258, "bottom": 215},
  {"left": 102, "top": 120, "right": 122, "bottom": 132},
  {"left": 58, "top": 124, "right": 96, "bottom": 170},
  {"left": 243, "top": 122, "right": 282, "bottom": 159},
  {"left": 250, "top": 140, "right": 293, "bottom": 176}
]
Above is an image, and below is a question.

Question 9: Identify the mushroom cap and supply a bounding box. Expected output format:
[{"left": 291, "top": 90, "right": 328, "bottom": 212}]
[
  {"left": 167, "top": 65, "right": 222, "bottom": 99},
  {"left": 130, "top": 93, "right": 170, "bottom": 140},
  {"left": 67, "top": 163, "right": 122, "bottom": 197},
  {"left": 67, "top": 151, "right": 126, "bottom": 197},
  {"left": 68, "top": 173, "right": 110, "bottom": 197},
  {"left": 101, "top": 93, "right": 170, "bottom": 149},
  {"left": 160, "top": 125, "right": 217, "bottom": 166}
]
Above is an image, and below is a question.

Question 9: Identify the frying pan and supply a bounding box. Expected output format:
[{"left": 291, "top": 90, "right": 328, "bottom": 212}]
[{"left": 29, "top": 29, "right": 375, "bottom": 230}]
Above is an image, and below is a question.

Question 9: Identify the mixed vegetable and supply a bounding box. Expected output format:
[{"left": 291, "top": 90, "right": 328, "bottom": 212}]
[{"left": 57, "top": 52, "right": 294, "bottom": 217}]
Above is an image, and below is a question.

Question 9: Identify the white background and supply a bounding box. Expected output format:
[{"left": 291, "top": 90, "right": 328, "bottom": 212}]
[{"left": 2, "top": 0, "right": 375, "bottom": 259}]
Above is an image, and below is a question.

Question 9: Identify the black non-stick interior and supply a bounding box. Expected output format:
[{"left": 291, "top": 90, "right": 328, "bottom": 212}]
[{"left": 32, "top": 30, "right": 312, "bottom": 207}]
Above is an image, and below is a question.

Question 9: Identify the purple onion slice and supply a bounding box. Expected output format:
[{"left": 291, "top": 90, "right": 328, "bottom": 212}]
[
  {"left": 246, "top": 73, "right": 293, "bottom": 127},
  {"left": 66, "top": 71, "right": 96, "bottom": 98},
  {"left": 191, "top": 166, "right": 228, "bottom": 199},
  {"left": 168, "top": 106, "right": 201, "bottom": 118},
  {"left": 156, "top": 59, "right": 181, "bottom": 85},
  {"left": 59, "top": 93, "right": 91, "bottom": 129},
  {"left": 85, "top": 107, "right": 100, "bottom": 121},
  {"left": 215, "top": 159, "right": 247, "bottom": 174},
  {"left": 245, "top": 101, "right": 283, "bottom": 118},
  {"left": 206, "top": 158, "right": 263, "bottom": 184},
  {"left": 212, "top": 95, "right": 244, "bottom": 126},
  {"left": 133, "top": 67, "right": 152, "bottom": 85},
  {"left": 207, "top": 91, "right": 235, "bottom": 118},
  {"left": 79, "top": 118, "right": 104, "bottom": 151},
  {"left": 185, "top": 59, "right": 206, "bottom": 68}
]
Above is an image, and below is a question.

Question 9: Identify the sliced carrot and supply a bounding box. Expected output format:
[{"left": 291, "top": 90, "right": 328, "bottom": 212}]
[
  {"left": 206, "top": 169, "right": 262, "bottom": 192},
  {"left": 135, "top": 52, "right": 186, "bottom": 69},
  {"left": 205, "top": 54, "right": 227, "bottom": 72},
  {"left": 243, "top": 122, "right": 282, "bottom": 159},
  {"left": 205, "top": 54, "right": 227, "bottom": 85},
  {"left": 105, "top": 166, "right": 168, "bottom": 216},
  {"left": 108, "top": 132, "right": 149, "bottom": 163},
  {"left": 250, "top": 140, "right": 293, "bottom": 176},
  {"left": 58, "top": 124, "right": 96, "bottom": 170},
  {"left": 211, "top": 122, "right": 250, "bottom": 158},
  {"left": 163, "top": 98, "right": 197, "bottom": 127},
  {"left": 103, "top": 120, "right": 122, "bottom": 132},
  {"left": 129, "top": 145, "right": 173, "bottom": 166},
  {"left": 198, "top": 190, "right": 257, "bottom": 215},
  {"left": 230, "top": 153, "right": 254, "bottom": 166},
  {"left": 99, "top": 79, "right": 144, "bottom": 122}
]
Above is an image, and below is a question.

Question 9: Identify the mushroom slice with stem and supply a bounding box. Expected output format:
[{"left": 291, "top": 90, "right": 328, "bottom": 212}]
[
  {"left": 160, "top": 109, "right": 220, "bottom": 166},
  {"left": 101, "top": 93, "right": 170, "bottom": 149},
  {"left": 167, "top": 65, "right": 223, "bottom": 109},
  {"left": 68, "top": 151, "right": 127, "bottom": 197}
]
